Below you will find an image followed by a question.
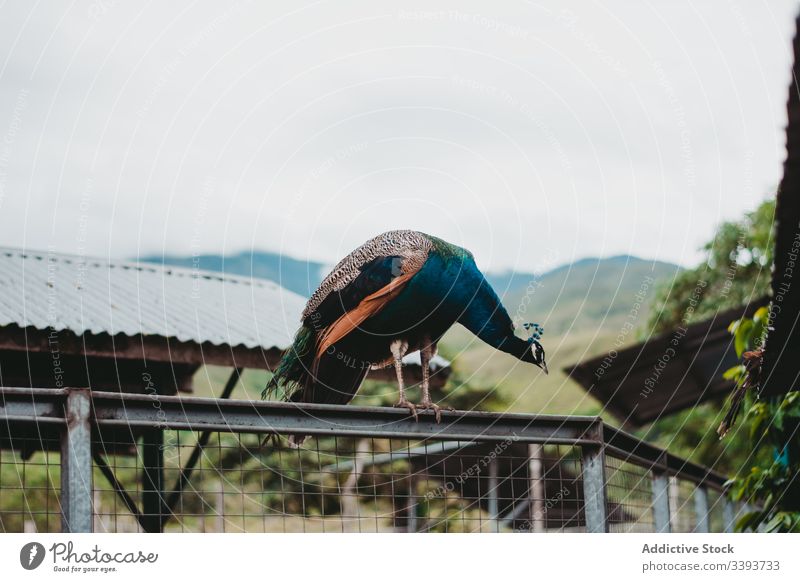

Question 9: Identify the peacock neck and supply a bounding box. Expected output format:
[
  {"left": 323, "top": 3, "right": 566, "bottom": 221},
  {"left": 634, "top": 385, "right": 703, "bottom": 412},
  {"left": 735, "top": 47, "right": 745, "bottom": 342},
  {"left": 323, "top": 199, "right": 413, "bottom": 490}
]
[{"left": 450, "top": 262, "right": 520, "bottom": 355}]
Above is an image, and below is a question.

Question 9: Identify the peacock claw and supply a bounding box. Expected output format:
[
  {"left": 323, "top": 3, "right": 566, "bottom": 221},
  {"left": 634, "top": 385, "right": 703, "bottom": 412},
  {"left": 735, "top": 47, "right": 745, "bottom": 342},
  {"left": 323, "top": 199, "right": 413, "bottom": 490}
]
[
  {"left": 394, "top": 399, "right": 418, "bottom": 421},
  {"left": 417, "top": 401, "right": 442, "bottom": 423}
]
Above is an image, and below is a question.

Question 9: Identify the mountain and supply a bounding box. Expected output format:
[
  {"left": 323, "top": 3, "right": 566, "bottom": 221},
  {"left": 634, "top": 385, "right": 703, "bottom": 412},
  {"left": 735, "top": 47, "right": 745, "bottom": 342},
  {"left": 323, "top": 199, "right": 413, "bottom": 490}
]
[
  {"left": 484, "top": 255, "right": 680, "bottom": 335},
  {"left": 140, "top": 250, "right": 328, "bottom": 297},
  {"left": 144, "top": 250, "right": 678, "bottom": 334},
  {"left": 143, "top": 250, "right": 680, "bottom": 416},
  {"left": 444, "top": 255, "right": 681, "bottom": 415}
]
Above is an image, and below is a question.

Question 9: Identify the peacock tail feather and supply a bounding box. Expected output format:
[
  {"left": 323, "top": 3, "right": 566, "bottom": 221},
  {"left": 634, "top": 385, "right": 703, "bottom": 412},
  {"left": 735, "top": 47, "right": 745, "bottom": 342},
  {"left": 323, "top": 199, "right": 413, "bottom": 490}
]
[{"left": 261, "top": 324, "right": 317, "bottom": 401}]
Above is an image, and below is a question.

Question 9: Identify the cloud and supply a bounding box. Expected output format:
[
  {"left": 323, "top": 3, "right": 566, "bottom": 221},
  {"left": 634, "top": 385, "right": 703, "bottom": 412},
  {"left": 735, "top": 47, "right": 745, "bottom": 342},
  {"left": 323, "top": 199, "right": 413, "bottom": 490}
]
[{"left": 0, "top": 0, "right": 796, "bottom": 272}]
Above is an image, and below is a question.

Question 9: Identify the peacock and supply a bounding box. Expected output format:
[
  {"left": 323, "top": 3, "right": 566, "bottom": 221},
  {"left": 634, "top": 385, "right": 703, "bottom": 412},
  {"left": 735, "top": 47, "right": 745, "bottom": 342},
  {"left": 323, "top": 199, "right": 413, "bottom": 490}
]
[{"left": 263, "top": 230, "right": 547, "bottom": 443}]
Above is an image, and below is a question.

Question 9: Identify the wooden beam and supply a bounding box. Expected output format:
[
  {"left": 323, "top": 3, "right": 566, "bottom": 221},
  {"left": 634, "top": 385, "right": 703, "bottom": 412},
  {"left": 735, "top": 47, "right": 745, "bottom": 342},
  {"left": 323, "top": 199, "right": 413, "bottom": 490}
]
[{"left": 0, "top": 324, "right": 282, "bottom": 369}]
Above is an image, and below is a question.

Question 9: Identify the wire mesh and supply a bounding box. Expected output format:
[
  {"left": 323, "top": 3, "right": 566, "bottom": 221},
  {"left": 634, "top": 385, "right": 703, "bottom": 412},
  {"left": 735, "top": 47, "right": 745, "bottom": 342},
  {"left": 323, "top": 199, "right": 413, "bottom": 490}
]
[
  {"left": 0, "top": 436, "right": 61, "bottom": 532},
  {"left": 95, "top": 434, "right": 589, "bottom": 533},
  {"left": 0, "top": 432, "right": 591, "bottom": 532},
  {"left": 669, "top": 477, "right": 697, "bottom": 532},
  {"left": 0, "top": 427, "right": 732, "bottom": 533},
  {"left": 604, "top": 453, "right": 655, "bottom": 532}
]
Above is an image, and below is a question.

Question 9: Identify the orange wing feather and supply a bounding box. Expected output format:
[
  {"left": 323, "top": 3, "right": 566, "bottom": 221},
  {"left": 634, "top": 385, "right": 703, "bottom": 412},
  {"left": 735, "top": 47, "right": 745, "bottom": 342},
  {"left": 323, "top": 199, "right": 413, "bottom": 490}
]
[{"left": 315, "top": 269, "right": 418, "bottom": 360}]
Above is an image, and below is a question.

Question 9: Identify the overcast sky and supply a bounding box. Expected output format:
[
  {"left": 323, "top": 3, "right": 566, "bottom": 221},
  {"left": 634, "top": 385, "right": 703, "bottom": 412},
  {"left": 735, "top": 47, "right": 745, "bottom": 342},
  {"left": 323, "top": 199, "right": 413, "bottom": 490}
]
[{"left": 0, "top": 0, "right": 798, "bottom": 273}]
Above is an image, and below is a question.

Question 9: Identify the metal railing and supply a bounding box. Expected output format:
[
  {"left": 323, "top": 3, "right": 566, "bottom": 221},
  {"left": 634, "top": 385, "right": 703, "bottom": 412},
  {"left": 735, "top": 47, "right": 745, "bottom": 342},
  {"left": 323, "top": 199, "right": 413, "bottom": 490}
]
[{"left": 0, "top": 386, "right": 739, "bottom": 533}]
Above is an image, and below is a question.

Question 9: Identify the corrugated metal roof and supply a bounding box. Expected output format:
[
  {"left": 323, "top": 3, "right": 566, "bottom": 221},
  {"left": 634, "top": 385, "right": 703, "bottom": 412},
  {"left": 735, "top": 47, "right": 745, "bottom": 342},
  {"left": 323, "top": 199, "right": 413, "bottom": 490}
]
[
  {"left": 0, "top": 247, "right": 307, "bottom": 351},
  {"left": 565, "top": 299, "right": 767, "bottom": 426}
]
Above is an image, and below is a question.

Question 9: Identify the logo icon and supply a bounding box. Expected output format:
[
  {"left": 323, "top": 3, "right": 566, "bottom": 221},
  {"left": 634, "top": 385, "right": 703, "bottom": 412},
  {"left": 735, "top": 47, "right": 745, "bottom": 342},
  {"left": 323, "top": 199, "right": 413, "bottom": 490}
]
[{"left": 20, "top": 542, "right": 46, "bottom": 570}]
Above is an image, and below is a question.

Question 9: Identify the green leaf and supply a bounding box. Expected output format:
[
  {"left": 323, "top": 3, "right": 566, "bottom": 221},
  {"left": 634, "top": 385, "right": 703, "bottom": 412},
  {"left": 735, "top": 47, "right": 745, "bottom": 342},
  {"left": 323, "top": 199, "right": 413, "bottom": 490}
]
[
  {"left": 754, "top": 306, "right": 770, "bottom": 324},
  {"left": 735, "top": 511, "right": 760, "bottom": 532},
  {"left": 751, "top": 318, "right": 766, "bottom": 347},
  {"left": 734, "top": 319, "right": 754, "bottom": 356},
  {"left": 723, "top": 365, "right": 745, "bottom": 381},
  {"left": 774, "top": 407, "right": 785, "bottom": 431}
]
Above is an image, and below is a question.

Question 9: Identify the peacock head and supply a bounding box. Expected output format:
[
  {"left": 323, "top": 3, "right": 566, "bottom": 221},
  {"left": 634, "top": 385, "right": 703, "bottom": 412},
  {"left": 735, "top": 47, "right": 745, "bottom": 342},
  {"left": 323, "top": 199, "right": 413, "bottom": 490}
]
[{"left": 522, "top": 323, "right": 548, "bottom": 374}]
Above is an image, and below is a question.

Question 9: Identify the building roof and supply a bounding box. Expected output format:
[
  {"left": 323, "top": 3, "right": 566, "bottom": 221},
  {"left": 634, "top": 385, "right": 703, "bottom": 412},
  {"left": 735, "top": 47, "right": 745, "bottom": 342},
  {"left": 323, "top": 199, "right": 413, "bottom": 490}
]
[
  {"left": 0, "top": 246, "right": 306, "bottom": 354},
  {"left": 564, "top": 299, "right": 767, "bottom": 427}
]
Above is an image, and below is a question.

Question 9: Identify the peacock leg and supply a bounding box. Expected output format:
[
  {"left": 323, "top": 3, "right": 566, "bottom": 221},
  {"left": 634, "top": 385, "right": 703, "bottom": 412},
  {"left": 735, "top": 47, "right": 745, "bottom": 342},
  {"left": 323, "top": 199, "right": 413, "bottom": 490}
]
[
  {"left": 416, "top": 339, "right": 442, "bottom": 423},
  {"left": 390, "top": 339, "right": 417, "bottom": 420}
]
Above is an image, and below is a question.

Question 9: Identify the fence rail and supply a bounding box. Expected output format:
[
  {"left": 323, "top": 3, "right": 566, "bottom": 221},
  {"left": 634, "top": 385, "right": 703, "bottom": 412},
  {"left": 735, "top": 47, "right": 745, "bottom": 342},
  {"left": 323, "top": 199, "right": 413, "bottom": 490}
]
[{"left": 0, "top": 386, "right": 737, "bottom": 533}]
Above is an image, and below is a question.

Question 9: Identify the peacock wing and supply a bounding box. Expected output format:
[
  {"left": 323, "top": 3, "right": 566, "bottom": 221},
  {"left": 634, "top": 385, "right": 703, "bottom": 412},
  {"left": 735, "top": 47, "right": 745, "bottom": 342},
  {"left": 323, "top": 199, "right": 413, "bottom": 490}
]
[
  {"left": 309, "top": 255, "right": 405, "bottom": 328},
  {"left": 301, "top": 230, "right": 432, "bottom": 323},
  {"left": 314, "top": 268, "right": 420, "bottom": 359}
]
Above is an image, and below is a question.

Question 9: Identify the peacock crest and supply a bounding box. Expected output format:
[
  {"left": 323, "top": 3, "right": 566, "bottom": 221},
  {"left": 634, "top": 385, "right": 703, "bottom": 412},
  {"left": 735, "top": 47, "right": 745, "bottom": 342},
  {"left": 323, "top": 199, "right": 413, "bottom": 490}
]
[{"left": 523, "top": 322, "right": 544, "bottom": 343}]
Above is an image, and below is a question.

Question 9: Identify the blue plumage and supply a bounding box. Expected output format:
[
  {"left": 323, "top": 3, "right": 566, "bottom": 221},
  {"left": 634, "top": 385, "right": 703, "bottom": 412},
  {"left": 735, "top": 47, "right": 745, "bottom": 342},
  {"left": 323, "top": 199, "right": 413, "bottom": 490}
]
[{"left": 264, "top": 231, "right": 547, "bottom": 437}]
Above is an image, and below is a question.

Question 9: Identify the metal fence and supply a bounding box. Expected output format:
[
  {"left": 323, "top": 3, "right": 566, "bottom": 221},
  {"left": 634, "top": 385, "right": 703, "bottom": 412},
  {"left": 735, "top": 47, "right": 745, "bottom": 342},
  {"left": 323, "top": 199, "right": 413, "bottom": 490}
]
[{"left": 0, "top": 387, "right": 740, "bottom": 533}]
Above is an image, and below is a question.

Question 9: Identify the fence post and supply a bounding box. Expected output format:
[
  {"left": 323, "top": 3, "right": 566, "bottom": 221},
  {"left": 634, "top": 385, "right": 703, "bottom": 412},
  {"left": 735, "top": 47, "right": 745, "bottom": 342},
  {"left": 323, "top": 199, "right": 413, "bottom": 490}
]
[
  {"left": 694, "top": 486, "right": 710, "bottom": 533},
  {"left": 60, "top": 388, "right": 93, "bottom": 533},
  {"left": 488, "top": 457, "right": 500, "bottom": 533},
  {"left": 651, "top": 471, "right": 671, "bottom": 533},
  {"left": 141, "top": 429, "right": 165, "bottom": 532},
  {"left": 406, "top": 472, "right": 419, "bottom": 533},
  {"left": 669, "top": 476, "right": 681, "bottom": 530},
  {"left": 723, "top": 496, "right": 736, "bottom": 533},
  {"left": 528, "top": 443, "right": 546, "bottom": 532},
  {"left": 581, "top": 421, "right": 608, "bottom": 533}
]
